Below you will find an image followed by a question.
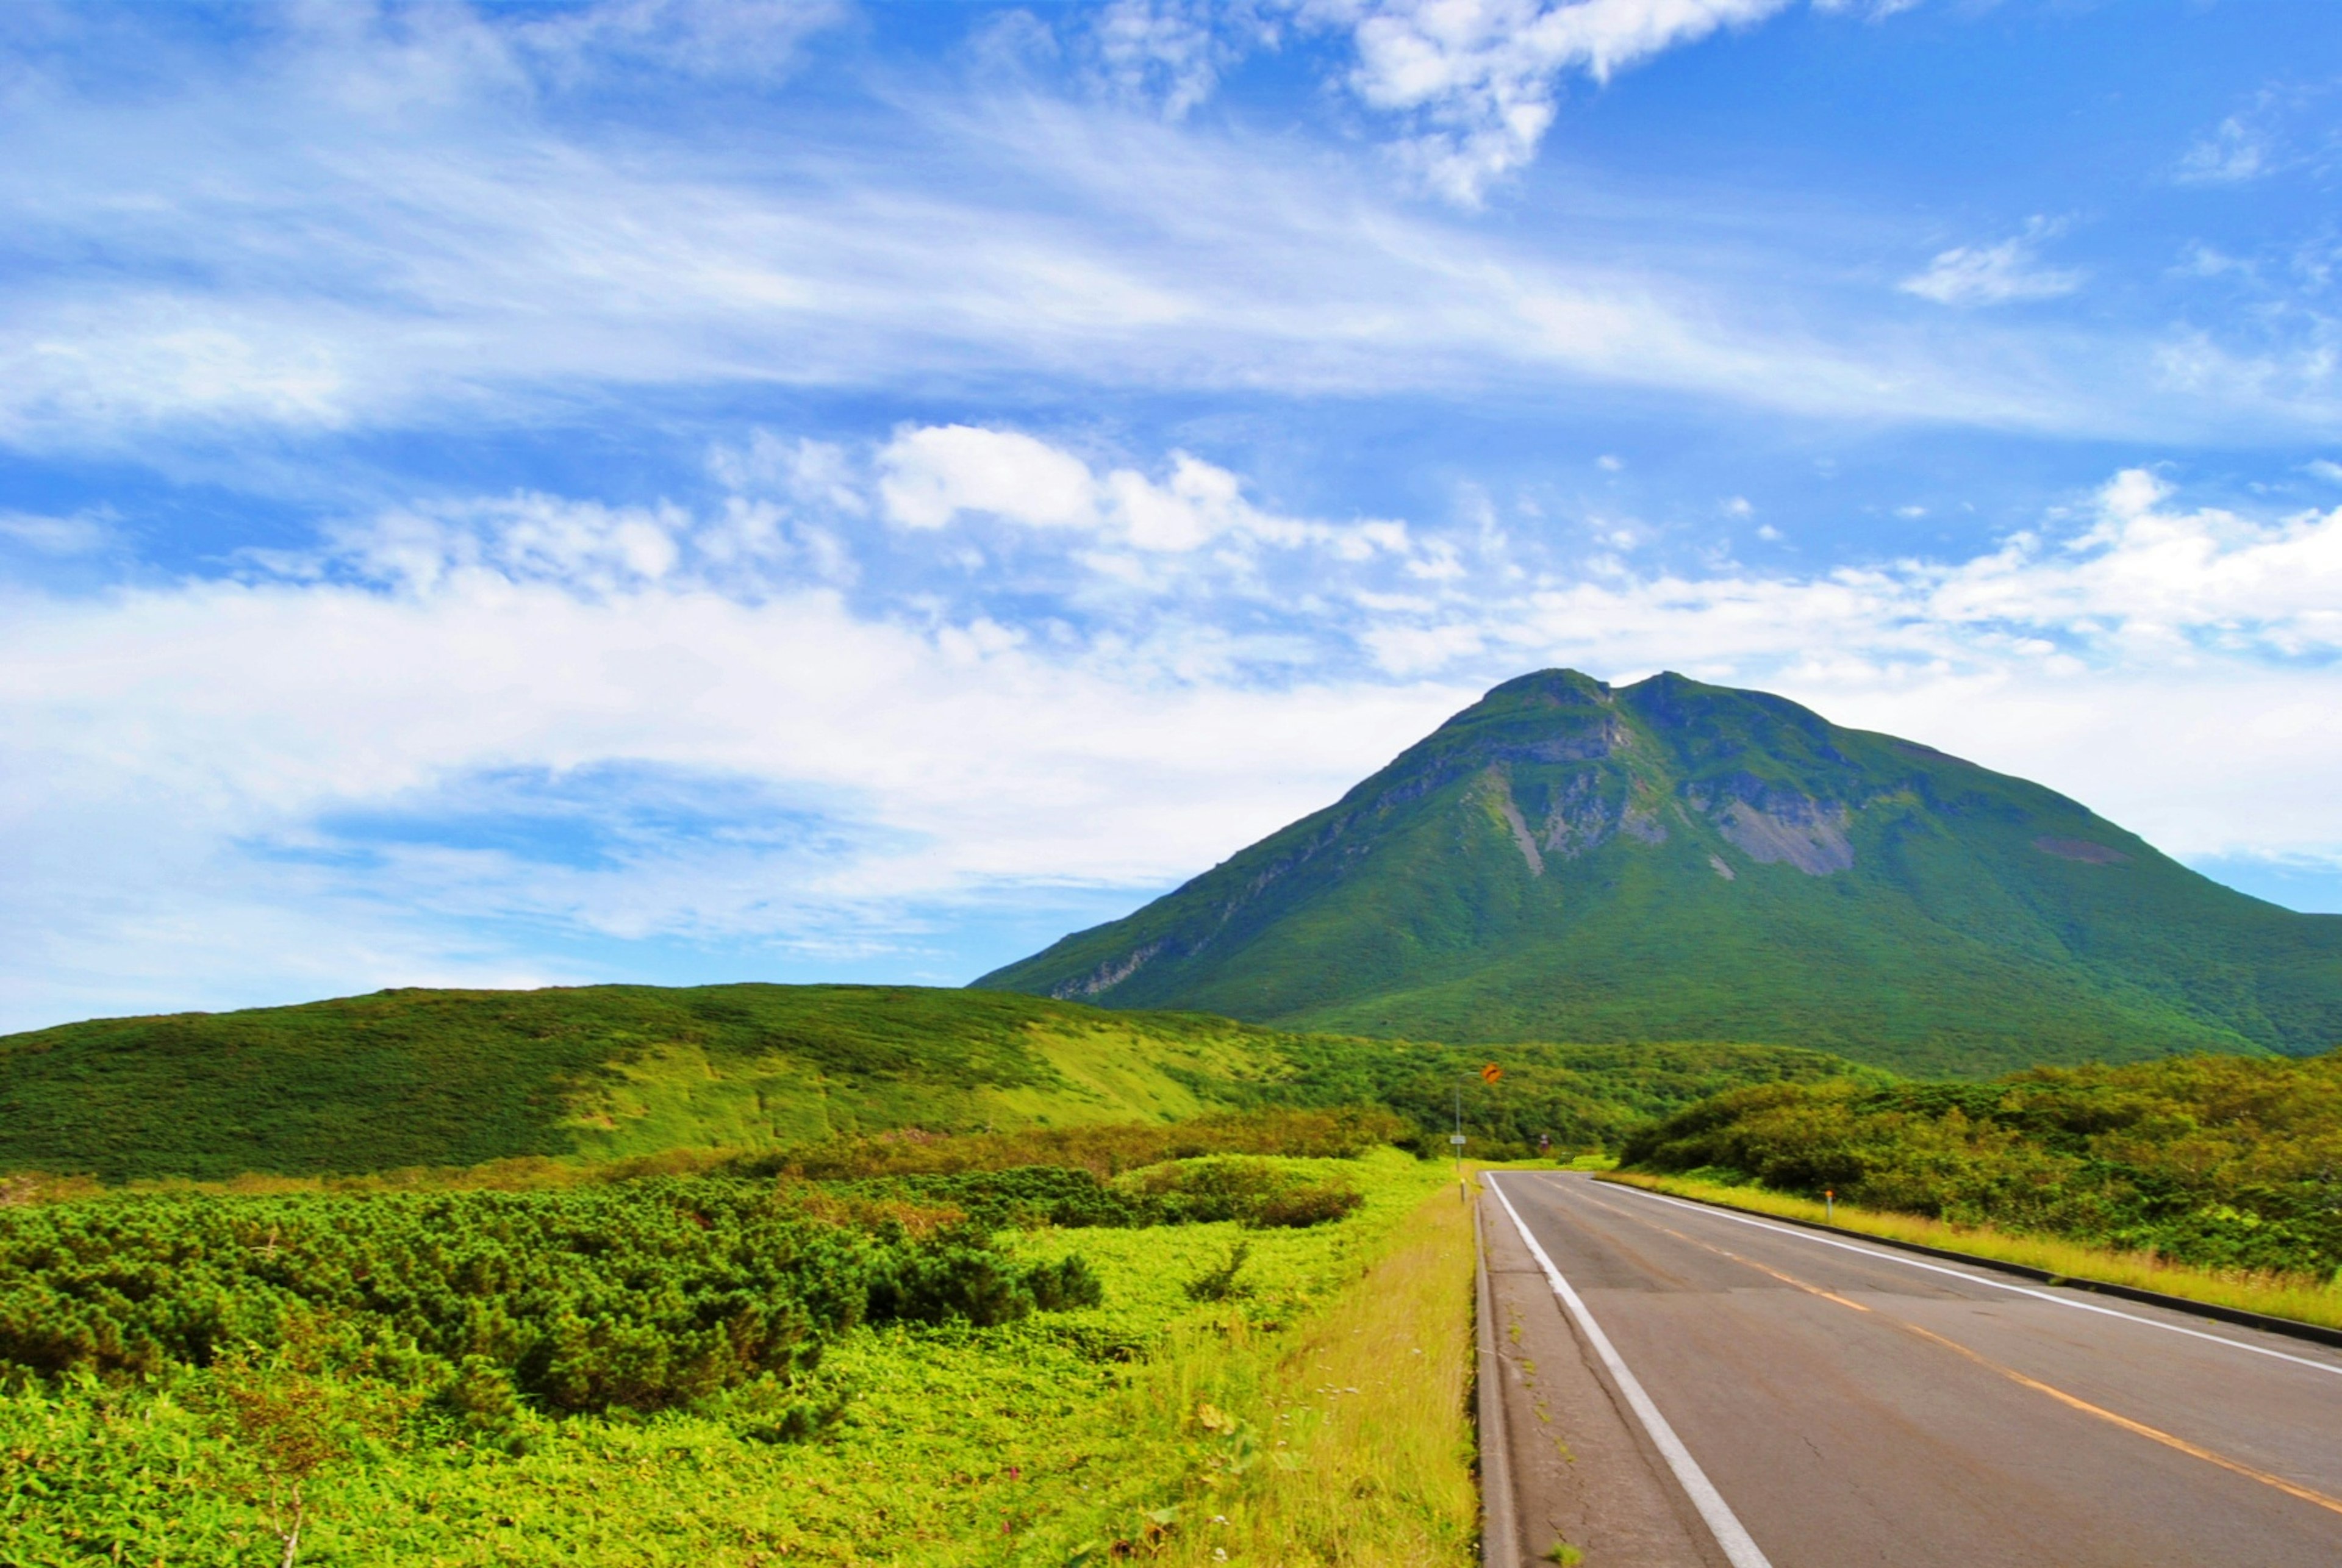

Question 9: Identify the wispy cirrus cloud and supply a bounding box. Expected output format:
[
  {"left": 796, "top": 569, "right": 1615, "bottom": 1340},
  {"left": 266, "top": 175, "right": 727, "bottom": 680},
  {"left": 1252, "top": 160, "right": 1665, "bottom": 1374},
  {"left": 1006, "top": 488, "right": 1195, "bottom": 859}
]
[
  {"left": 0, "top": 507, "right": 112, "bottom": 555},
  {"left": 1900, "top": 221, "right": 2085, "bottom": 307},
  {"left": 4, "top": 2, "right": 2316, "bottom": 464},
  {"left": 2174, "top": 85, "right": 2340, "bottom": 187}
]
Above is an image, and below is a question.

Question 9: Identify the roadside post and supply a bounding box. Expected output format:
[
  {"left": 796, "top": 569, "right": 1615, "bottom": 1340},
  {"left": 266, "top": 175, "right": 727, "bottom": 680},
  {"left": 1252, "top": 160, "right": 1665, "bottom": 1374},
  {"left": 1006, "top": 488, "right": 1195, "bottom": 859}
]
[
  {"left": 1825, "top": 1189, "right": 1835, "bottom": 1223},
  {"left": 1455, "top": 1063, "right": 1503, "bottom": 1200}
]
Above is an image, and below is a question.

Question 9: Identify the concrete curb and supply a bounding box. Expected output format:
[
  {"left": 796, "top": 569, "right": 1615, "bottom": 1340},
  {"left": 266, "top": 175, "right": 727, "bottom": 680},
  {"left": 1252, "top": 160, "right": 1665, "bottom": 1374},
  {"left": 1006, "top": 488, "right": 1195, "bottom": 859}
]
[
  {"left": 1595, "top": 1175, "right": 2342, "bottom": 1353},
  {"left": 1475, "top": 1193, "right": 1522, "bottom": 1568}
]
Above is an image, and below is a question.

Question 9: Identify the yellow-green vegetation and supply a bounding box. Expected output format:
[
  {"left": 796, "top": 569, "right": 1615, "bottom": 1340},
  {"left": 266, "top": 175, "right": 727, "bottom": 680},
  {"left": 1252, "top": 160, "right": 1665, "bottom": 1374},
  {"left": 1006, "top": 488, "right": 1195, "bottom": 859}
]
[
  {"left": 1111, "top": 1174, "right": 1480, "bottom": 1566},
  {"left": 0, "top": 979, "right": 1861, "bottom": 1184},
  {"left": 1600, "top": 1170, "right": 2342, "bottom": 1333},
  {"left": 1619, "top": 1051, "right": 2342, "bottom": 1283},
  {"left": 1, "top": 1116, "right": 1480, "bottom": 1565},
  {"left": 0, "top": 984, "right": 1322, "bottom": 1183}
]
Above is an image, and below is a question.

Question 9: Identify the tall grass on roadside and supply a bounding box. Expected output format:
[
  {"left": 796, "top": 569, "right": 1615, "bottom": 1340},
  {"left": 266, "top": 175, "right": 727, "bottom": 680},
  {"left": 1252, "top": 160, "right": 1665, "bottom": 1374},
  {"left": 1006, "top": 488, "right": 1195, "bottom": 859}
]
[
  {"left": 1603, "top": 1170, "right": 2342, "bottom": 1333},
  {"left": 1111, "top": 1181, "right": 1481, "bottom": 1567}
]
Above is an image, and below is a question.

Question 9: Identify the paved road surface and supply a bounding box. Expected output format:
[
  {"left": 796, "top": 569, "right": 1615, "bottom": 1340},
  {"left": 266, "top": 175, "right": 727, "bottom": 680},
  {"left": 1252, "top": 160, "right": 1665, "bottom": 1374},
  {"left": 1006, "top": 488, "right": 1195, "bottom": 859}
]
[{"left": 1479, "top": 1172, "right": 2342, "bottom": 1568}]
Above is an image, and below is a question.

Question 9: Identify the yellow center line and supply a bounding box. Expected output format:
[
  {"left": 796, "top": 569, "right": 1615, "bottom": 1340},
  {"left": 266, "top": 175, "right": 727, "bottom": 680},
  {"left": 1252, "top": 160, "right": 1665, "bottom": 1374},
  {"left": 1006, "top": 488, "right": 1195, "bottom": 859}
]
[
  {"left": 1892, "top": 1318, "right": 2342, "bottom": 1519},
  {"left": 1630, "top": 1207, "right": 2342, "bottom": 1520}
]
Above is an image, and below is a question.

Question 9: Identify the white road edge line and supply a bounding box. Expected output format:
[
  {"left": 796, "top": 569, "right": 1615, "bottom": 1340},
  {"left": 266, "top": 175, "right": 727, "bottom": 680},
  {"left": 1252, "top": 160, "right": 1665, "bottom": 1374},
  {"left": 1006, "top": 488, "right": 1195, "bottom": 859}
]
[
  {"left": 1589, "top": 1178, "right": 2342, "bottom": 1381},
  {"left": 1485, "top": 1173, "right": 1774, "bottom": 1568}
]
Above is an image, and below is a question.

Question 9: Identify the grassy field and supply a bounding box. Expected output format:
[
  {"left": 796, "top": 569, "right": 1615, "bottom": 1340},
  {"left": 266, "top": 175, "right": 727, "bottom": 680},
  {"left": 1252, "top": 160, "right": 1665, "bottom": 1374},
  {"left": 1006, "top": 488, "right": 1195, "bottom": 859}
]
[
  {"left": 1, "top": 1137, "right": 1479, "bottom": 1566},
  {"left": 1601, "top": 1170, "right": 2342, "bottom": 1334}
]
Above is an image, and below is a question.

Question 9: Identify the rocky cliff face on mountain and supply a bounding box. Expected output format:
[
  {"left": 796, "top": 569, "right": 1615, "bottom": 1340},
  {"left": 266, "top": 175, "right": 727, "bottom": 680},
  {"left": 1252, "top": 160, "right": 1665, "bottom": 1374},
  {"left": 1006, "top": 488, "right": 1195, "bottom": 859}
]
[{"left": 977, "top": 670, "right": 2342, "bottom": 1076}]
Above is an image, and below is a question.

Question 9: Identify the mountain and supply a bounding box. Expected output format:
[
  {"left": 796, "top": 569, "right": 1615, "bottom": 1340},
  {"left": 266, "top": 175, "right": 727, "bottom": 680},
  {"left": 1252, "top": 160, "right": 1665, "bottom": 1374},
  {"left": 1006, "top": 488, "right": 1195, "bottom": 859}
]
[
  {"left": 0, "top": 981, "right": 1852, "bottom": 1181},
  {"left": 978, "top": 670, "right": 2342, "bottom": 1076}
]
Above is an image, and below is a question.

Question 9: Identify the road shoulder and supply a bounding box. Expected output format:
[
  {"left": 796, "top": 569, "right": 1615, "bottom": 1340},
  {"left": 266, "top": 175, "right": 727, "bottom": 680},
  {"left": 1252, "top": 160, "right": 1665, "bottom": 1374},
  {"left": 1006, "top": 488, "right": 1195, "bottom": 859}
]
[{"left": 1480, "top": 1179, "right": 1730, "bottom": 1568}]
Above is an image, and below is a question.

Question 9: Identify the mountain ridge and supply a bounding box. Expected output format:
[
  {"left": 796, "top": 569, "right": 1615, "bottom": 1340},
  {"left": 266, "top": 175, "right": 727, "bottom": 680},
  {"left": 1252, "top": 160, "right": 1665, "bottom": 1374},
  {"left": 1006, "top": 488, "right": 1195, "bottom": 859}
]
[{"left": 977, "top": 669, "right": 2342, "bottom": 1075}]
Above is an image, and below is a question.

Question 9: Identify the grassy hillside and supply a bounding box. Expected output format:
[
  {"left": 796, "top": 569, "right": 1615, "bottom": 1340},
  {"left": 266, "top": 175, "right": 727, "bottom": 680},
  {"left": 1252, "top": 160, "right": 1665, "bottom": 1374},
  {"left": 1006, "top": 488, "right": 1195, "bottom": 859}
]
[
  {"left": 981, "top": 669, "right": 2342, "bottom": 1076},
  {"left": 0, "top": 981, "right": 1856, "bottom": 1183},
  {"left": 0, "top": 984, "right": 1311, "bottom": 1183}
]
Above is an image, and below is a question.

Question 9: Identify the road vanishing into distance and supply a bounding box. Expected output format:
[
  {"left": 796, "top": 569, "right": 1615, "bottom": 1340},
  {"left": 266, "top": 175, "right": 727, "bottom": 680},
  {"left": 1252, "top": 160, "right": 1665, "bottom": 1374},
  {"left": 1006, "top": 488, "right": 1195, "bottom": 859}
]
[{"left": 1478, "top": 1173, "right": 2342, "bottom": 1568}]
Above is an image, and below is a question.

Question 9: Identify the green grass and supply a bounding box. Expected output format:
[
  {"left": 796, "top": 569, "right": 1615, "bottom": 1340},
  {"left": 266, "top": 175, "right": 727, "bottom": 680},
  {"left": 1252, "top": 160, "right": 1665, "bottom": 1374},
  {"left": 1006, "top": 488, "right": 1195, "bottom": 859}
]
[
  {"left": 0, "top": 1148, "right": 1471, "bottom": 1566},
  {"left": 980, "top": 669, "right": 2342, "bottom": 1076},
  {"left": 1600, "top": 1170, "right": 2342, "bottom": 1334}
]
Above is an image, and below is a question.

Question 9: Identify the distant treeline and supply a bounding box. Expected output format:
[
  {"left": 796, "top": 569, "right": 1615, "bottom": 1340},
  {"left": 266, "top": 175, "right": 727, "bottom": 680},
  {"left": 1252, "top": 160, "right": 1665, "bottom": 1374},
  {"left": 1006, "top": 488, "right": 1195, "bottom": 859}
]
[
  {"left": 1257, "top": 1038, "right": 1874, "bottom": 1159},
  {"left": 1624, "top": 1051, "right": 2342, "bottom": 1279}
]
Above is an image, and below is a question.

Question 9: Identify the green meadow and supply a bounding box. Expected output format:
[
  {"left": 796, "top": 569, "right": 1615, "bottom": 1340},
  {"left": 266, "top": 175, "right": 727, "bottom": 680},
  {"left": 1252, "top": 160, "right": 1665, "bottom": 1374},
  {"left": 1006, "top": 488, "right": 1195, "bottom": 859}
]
[
  {"left": 1, "top": 1120, "right": 1474, "bottom": 1566},
  {"left": 12, "top": 977, "right": 2342, "bottom": 1566}
]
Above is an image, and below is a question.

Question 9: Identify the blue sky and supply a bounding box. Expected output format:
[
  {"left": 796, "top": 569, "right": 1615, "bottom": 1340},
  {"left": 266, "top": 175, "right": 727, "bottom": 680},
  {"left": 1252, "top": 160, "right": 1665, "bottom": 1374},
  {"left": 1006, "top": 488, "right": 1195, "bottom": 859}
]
[{"left": 4, "top": 0, "right": 2341, "bottom": 1031}]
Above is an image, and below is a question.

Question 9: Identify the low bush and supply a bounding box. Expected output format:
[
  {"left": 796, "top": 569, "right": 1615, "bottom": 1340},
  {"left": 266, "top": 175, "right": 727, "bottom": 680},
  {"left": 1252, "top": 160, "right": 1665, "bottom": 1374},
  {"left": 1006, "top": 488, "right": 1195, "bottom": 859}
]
[
  {"left": 1024, "top": 1253, "right": 1104, "bottom": 1312},
  {"left": 827, "top": 1164, "right": 1150, "bottom": 1230},
  {"left": 762, "top": 1105, "right": 1408, "bottom": 1182},
  {"left": 1120, "top": 1157, "right": 1364, "bottom": 1230},
  {"left": 1183, "top": 1242, "right": 1252, "bottom": 1303},
  {"left": 0, "top": 1178, "right": 1096, "bottom": 1414}
]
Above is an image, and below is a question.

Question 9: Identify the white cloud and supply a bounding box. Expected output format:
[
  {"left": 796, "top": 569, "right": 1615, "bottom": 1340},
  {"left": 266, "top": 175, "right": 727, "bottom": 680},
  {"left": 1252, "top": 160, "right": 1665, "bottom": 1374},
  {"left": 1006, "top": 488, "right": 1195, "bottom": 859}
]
[
  {"left": 0, "top": 562, "right": 1460, "bottom": 1027},
  {"left": 0, "top": 508, "right": 112, "bottom": 554},
  {"left": 875, "top": 424, "right": 1410, "bottom": 558},
  {"left": 7, "top": 457, "right": 2342, "bottom": 1028},
  {"left": 1084, "top": 0, "right": 1259, "bottom": 119},
  {"left": 1900, "top": 221, "right": 2085, "bottom": 307},
  {"left": 1325, "top": 0, "right": 1800, "bottom": 202},
  {"left": 331, "top": 495, "right": 690, "bottom": 594},
  {"left": 2177, "top": 114, "right": 2276, "bottom": 186},
  {"left": 879, "top": 426, "right": 1101, "bottom": 531}
]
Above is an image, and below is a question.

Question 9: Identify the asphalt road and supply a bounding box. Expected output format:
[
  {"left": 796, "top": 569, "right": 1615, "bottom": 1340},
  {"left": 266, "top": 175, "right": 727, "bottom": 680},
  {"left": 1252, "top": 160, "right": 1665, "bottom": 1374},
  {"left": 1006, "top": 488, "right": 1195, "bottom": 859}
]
[{"left": 1481, "top": 1172, "right": 2342, "bottom": 1568}]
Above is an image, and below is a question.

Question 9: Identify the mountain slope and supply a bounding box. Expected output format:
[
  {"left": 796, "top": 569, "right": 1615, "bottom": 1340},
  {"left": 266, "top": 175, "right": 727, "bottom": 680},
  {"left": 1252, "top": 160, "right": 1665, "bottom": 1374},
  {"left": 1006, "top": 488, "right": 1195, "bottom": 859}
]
[
  {"left": 0, "top": 982, "right": 1854, "bottom": 1181},
  {"left": 0, "top": 985, "right": 1283, "bottom": 1182},
  {"left": 978, "top": 670, "right": 2342, "bottom": 1076}
]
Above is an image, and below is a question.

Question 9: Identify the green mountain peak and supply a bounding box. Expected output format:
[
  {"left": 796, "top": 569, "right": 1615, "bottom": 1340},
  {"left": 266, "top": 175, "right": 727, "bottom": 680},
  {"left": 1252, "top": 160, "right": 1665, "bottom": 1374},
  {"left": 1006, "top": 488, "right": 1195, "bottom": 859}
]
[{"left": 978, "top": 670, "right": 2342, "bottom": 1076}]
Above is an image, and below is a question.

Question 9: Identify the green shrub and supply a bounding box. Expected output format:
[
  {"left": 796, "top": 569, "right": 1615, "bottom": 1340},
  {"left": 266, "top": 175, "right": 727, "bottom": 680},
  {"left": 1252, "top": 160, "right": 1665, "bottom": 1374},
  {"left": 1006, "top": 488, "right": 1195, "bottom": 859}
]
[
  {"left": 865, "top": 1244, "right": 1038, "bottom": 1328},
  {"left": 1119, "top": 1157, "right": 1363, "bottom": 1229},
  {"left": 1023, "top": 1254, "right": 1105, "bottom": 1311},
  {"left": 1, "top": 1179, "right": 913, "bottom": 1412},
  {"left": 830, "top": 1165, "right": 1151, "bottom": 1230},
  {"left": 1622, "top": 1052, "right": 2342, "bottom": 1277},
  {"left": 1183, "top": 1242, "right": 1252, "bottom": 1302}
]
